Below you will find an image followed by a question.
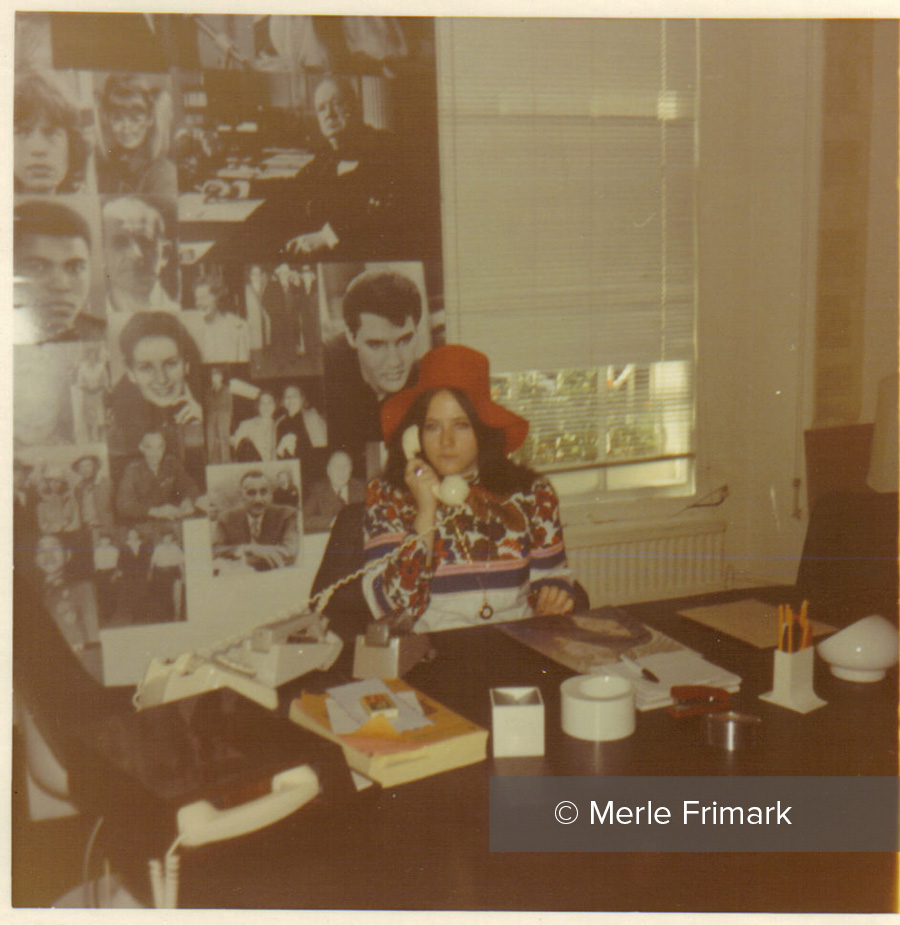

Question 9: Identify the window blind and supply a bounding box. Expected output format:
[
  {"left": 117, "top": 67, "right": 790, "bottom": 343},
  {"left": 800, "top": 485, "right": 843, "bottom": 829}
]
[{"left": 438, "top": 19, "right": 698, "bottom": 476}]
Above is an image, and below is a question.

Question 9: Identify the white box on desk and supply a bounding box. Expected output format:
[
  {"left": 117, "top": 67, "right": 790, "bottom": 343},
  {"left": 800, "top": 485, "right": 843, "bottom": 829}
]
[{"left": 490, "top": 686, "right": 545, "bottom": 757}]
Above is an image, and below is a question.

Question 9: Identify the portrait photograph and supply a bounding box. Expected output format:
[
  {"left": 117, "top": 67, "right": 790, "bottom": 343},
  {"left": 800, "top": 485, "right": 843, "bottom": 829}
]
[{"left": 205, "top": 459, "right": 302, "bottom": 577}]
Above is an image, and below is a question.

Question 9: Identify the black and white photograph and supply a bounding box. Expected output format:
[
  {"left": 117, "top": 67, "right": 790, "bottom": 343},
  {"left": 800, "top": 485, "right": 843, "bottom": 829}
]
[
  {"left": 101, "top": 193, "right": 181, "bottom": 315},
  {"left": 250, "top": 260, "right": 325, "bottom": 378},
  {"left": 179, "top": 265, "right": 251, "bottom": 364},
  {"left": 14, "top": 67, "right": 95, "bottom": 196},
  {"left": 170, "top": 56, "right": 441, "bottom": 264},
  {"left": 11, "top": 10, "right": 899, "bottom": 923},
  {"left": 92, "top": 71, "right": 178, "bottom": 198},
  {"left": 105, "top": 310, "right": 207, "bottom": 486},
  {"left": 301, "top": 448, "right": 366, "bottom": 533},
  {"left": 320, "top": 260, "right": 437, "bottom": 473},
  {"left": 13, "top": 196, "right": 106, "bottom": 345},
  {"left": 13, "top": 342, "right": 85, "bottom": 450},
  {"left": 190, "top": 14, "right": 434, "bottom": 76},
  {"left": 92, "top": 522, "right": 188, "bottom": 629},
  {"left": 112, "top": 428, "right": 202, "bottom": 525},
  {"left": 205, "top": 460, "right": 302, "bottom": 576},
  {"left": 13, "top": 444, "right": 114, "bottom": 582}
]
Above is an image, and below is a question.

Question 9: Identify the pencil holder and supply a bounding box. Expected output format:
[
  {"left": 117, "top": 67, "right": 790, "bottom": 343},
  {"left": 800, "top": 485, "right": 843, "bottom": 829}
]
[{"left": 759, "top": 647, "right": 826, "bottom": 714}]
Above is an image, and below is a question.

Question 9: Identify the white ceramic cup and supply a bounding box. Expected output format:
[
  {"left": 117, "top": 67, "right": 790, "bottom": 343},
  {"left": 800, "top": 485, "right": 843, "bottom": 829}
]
[{"left": 560, "top": 674, "right": 635, "bottom": 741}]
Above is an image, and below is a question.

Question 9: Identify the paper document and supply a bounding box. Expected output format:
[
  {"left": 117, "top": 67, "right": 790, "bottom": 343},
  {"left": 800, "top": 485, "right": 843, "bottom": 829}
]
[{"left": 601, "top": 650, "right": 741, "bottom": 711}]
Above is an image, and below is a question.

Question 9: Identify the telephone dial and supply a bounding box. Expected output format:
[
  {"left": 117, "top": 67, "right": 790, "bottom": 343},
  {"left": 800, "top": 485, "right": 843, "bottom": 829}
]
[{"left": 402, "top": 425, "right": 469, "bottom": 506}]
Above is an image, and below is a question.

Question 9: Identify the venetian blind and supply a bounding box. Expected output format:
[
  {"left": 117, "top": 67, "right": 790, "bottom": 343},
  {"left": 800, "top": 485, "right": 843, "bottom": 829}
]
[{"left": 437, "top": 19, "right": 697, "bottom": 472}]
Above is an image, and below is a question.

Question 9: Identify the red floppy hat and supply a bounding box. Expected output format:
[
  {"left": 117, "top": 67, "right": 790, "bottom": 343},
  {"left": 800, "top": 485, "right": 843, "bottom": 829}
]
[{"left": 381, "top": 344, "right": 529, "bottom": 455}]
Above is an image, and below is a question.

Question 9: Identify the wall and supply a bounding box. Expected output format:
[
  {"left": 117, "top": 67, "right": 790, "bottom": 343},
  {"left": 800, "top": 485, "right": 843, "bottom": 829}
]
[
  {"left": 697, "top": 20, "right": 895, "bottom": 587},
  {"left": 695, "top": 21, "right": 824, "bottom": 586},
  {"left": 862, "top": 21, "right": 899, "bottom": 422}
]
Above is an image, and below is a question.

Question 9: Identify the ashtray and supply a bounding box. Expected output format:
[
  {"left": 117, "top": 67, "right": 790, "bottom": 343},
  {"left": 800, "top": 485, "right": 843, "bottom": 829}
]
[{"left": 706, "top": 710, "right": 761, "bottom": 751}]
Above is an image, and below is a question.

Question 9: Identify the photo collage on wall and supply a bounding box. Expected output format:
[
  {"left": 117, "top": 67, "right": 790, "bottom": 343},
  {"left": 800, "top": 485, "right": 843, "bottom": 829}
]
[{"left": 12, "top": 13, "right": 443, "bottom": 651}]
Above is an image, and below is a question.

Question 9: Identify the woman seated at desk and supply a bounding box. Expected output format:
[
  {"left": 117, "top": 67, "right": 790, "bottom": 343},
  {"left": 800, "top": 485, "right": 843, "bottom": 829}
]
[{"left": 362, "top": 344, "right": 574, "bottom": 632}]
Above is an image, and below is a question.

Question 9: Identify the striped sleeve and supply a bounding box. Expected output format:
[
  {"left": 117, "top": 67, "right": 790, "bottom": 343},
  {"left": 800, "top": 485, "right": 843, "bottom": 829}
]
[
  {"left": 360, "top": 479, "right": 434, "bottom": 622},
  {"left": 526, "top": 477, "right": 573, "bottom": 593}
]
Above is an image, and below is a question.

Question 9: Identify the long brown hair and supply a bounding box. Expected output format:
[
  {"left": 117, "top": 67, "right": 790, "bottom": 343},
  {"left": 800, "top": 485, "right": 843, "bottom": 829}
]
[{"left": 382, "top": 387, "right": 537, "bottom": 494}]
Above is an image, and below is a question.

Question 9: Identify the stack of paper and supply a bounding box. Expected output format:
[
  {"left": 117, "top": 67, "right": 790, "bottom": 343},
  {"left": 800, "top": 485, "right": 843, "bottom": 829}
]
[
  {"left": 325, "top": 678, "right": 432, "bottom": 735},
  {"left": 599, "top": 650, "right": 741, "bottom": 711}
]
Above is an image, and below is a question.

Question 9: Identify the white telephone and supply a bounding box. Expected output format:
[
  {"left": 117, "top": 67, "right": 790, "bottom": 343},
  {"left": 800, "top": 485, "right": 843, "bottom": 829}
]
[
  {"left": 148, "top": 764, "right": 321, "bottom": 907},
  {"left": 402, "top": 425, "right": 469, "bottom": 506},
  {"left": 176, "top": 764, "right": 320, "bottom": 848}
]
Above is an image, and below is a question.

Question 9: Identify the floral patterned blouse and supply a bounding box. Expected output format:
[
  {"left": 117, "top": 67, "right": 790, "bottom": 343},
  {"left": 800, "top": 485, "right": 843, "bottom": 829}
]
[{"left": 361, "top": 475, "right": 573, "bottom": 632}]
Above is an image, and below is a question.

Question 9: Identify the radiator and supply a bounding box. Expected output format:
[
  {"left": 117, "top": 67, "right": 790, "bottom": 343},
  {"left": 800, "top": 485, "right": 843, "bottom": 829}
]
[{"left": 564, "top": 519, "right": 728, "bottom": 606}]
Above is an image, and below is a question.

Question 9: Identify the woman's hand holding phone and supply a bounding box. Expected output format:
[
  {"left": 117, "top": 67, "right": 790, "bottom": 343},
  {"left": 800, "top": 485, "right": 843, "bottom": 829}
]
[{"left": 405, "top": 455, "right": 440, "bottom": 530}]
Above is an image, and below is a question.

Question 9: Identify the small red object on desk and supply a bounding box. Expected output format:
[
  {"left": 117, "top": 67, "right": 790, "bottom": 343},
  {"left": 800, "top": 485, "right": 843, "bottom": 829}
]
[{"left": 666, "top": 685, "right": 731, "bottom": 719}]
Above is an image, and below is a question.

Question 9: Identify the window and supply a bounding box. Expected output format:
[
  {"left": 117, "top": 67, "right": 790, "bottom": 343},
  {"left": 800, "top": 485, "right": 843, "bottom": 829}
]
[{"left": 437, "top": 19, "right": 697, "bottom": 492}]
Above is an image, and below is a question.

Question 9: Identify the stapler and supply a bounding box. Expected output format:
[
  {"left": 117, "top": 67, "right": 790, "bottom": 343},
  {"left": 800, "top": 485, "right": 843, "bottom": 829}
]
[
  {"left": 666, "top": 685, "right": 731, "bottom": 719},
  {"left": 352, "top": 621, "right": 435, "bottom": 680}
]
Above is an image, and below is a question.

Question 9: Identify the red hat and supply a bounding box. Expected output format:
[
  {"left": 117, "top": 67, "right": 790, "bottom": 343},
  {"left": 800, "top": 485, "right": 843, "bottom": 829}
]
[{"left": 380, "top": 345, "right": 529, "bottom": 454}]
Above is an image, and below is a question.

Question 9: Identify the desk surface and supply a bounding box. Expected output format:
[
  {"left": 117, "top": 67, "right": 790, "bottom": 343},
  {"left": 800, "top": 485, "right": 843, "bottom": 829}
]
[{"left": 58, "top": 588, "right": 900, "bottom": 911}]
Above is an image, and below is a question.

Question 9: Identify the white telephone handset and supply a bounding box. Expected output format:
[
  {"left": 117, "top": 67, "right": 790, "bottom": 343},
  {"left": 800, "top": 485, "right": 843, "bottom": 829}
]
[
  {"left": 402, "top": 426, "right": 469, "bottom": 506},
  {"left": 176, "top": 764, "right": 320, "bottom": 848}
]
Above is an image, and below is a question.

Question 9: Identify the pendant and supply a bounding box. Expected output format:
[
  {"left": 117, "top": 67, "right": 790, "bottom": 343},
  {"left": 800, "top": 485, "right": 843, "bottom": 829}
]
[{"left": 479, "top": 602, "right": 494, "bottom": 621}]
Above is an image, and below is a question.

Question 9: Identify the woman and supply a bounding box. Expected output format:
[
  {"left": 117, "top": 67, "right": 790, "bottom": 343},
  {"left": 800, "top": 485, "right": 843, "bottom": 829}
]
[
  {"left": 192, "top": 275, "right": 249, "bottom": 364},
  {"left": 107, "top": 311, "right": 204, "bottom": 467},
  {"left": 231, "top": 391, "right": 278, "bottom": 462},
  {"left": 14, "top": 70, "right": 90, "bottom": 195},
  {"left": 74, "top": 345, "right": 110, "bottom": 444},
  {"left": 362, "top": 344, "right": 574, "bottom": 633},
  {"left": 94, "top": 73, "right": 176, "bottom": 197},
  {"left": 204, "top": 366, "right": 233, "bottom": 464}
]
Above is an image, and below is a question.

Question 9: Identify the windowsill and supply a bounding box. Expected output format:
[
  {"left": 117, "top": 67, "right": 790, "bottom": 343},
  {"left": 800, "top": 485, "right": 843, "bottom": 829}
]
[
  {"left": 549, "top": 467, "right": 699, "bottom": 529},
  {"left": 558, "top": 495, "right": 711, "bottom": 530}
]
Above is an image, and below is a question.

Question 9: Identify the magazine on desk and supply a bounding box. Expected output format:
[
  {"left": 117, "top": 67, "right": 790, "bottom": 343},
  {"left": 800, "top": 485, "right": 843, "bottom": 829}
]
[
  {"left": 499, "top": 606, "right": 684, "bottom": 674},
  {"left": 501, "top": 607, "right": 741, "bottom": 710}
]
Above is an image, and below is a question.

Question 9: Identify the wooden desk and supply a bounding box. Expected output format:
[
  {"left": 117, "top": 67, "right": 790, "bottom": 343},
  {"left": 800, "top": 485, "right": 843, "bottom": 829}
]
[{"left": 59, "top": 588, "right": 900, "bottom": 911}]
